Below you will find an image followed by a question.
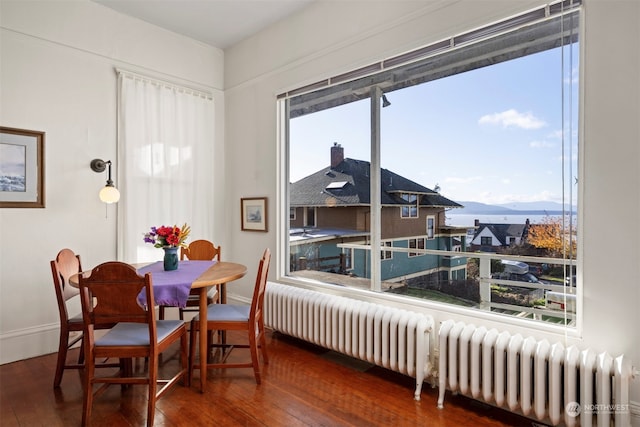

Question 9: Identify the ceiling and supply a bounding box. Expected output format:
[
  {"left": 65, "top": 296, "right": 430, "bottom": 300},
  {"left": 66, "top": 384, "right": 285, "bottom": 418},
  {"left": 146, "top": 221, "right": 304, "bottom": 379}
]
[{"left": 92, "top": 0, "right": 315, "bottom": 50}]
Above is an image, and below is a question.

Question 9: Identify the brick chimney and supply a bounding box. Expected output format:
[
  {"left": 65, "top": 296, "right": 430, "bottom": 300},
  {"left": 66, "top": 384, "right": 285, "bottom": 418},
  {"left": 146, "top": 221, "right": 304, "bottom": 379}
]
[{"left": 330, "top": 142, "right": 344, "bottom": 168}]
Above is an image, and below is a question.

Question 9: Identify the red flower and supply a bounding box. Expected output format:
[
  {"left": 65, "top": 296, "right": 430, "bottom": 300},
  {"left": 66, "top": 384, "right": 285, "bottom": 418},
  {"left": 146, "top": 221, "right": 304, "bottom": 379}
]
[
  {"left": 156, "top": 226, "right": 172, "bottom": 237},
  {"left": 166, "top": 233, "right": 179, "bottom": 246}
]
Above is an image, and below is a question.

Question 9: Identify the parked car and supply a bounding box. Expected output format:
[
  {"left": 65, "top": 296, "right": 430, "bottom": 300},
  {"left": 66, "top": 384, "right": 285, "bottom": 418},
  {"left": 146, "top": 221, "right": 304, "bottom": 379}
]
[
  {"left": 529, "top": 265, "right": 543, "bottom": 277},
  {"left": 495, "top": 260, "right": 541, "bottom": 283}
]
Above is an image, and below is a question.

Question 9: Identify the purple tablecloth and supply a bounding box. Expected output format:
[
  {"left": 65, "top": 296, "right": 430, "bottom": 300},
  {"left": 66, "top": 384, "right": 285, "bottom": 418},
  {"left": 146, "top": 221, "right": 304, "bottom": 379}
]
[{"left": 137, "top": 260, "right": 216, "bottom": 308}]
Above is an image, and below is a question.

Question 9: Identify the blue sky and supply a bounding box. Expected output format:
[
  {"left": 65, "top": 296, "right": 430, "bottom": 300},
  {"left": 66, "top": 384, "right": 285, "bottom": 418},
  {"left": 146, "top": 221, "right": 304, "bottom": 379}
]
[{"left": 290, "top": 46, "right": 579, "bottom": 207}]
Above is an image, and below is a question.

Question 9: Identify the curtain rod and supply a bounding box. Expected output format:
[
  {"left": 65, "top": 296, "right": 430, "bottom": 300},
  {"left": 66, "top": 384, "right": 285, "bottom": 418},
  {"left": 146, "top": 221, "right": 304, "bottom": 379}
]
[{"left": 115, "top": 68, "right": 213, "bottom": 100}]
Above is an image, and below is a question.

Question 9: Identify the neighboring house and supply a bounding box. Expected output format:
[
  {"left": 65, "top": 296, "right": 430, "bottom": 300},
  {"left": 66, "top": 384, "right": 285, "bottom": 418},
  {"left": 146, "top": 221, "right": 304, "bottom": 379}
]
[
  {"left": 469, "top": 219, "right": 531, "bottom": 251},
  {"left": 289, "top": 143, "right": 467, "bottom": 283}
]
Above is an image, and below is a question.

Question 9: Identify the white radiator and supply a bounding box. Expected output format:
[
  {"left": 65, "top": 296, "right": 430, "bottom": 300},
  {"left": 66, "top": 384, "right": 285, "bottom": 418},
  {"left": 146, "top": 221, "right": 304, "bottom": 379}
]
[
  {"left": 438, "top": 320, "right": 634, "bottom": 426},
  {"left": 265, "top": 283, "right": 434, "bottom": 400}
]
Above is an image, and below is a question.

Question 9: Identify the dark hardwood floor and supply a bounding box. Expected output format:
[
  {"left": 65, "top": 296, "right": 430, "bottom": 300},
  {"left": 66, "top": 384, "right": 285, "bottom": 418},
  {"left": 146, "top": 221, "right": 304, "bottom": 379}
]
[{"left": 1, "top": 330, "right": 537, "bottom": 426}]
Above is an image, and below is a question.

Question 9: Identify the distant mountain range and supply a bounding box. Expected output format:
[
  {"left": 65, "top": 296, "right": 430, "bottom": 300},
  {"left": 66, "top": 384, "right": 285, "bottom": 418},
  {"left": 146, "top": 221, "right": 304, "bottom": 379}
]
[{"left": 454, "top": 201, "right": 576, "bottom": 215}]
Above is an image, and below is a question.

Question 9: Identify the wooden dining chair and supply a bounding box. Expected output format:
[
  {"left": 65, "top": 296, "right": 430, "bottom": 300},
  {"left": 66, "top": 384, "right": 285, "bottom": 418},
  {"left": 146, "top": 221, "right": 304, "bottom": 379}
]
[
  {"left": 158, "top": 239, "right": 221, "bottom": 320},
  {"left": 79, "top": 261, "right": 188, "bottom": 427},
  {"left": 188, "top": 248, "right": 271, "bottom": 384},
  {"left": 50, "top": 248, "right": 118, "bottom": 388}
]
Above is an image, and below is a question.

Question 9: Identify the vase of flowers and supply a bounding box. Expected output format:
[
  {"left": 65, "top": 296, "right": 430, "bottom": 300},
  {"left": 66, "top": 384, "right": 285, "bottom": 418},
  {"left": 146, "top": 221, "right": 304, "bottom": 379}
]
[
  {"left": 143, "top": 223, "right": 191, "bottom": 271},
  {"left": 162, "top": 246, "right": 179, "bottom": 271}
]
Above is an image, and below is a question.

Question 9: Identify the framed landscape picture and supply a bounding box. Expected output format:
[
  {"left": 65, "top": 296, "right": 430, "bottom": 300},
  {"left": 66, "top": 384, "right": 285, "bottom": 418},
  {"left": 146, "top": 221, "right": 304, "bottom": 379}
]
[
  {"left": 0, "top": 127, "right": 45, "bottom": 208},
  {"left": 241, "top": 197, "right": 268, "bottom": 232}
]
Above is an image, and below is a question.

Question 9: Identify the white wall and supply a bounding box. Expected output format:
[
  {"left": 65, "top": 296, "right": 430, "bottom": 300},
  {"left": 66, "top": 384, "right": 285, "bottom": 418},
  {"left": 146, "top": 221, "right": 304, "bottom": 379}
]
[
  {"left": 1, "top": 0, "right": 638, "bottom": 421},
  {"left": 223, "top": 0, "right": 640, "bottom": 421},
  {"left": 0, "top": 0, "right": 225, "bottom": 363}
]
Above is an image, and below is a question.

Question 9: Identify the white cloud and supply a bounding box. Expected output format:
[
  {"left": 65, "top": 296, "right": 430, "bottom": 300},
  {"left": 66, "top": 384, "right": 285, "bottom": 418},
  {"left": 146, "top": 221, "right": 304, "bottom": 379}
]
[
  {"left": 547, "top": 128, "right": 579, "bottom": 140},
  {"left": 548, "top": 129, "right": 563, "bottom": 139},
  {"left": 478, "top": 109, "right": 546, "bottom": 130},
  {"left": 529, "top": 140, "right": 554, "bottom": 148},
  {"left": 565, "top": 65, "right": 579, "bottom": 85}
]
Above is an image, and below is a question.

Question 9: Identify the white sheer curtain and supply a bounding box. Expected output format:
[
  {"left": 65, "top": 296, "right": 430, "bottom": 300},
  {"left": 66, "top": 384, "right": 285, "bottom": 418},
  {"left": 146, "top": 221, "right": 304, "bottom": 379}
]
[{"left": 116, "top": 70, "right": 215, "bottom": 263}]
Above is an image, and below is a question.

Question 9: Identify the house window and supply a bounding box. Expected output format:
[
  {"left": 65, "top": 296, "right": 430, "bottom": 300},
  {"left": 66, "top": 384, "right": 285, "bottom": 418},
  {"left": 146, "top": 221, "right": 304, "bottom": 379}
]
[
  {"left": 401, "top": 193, "right": 417, "bottom": 203},
  {"left": 304, "top": 207, "right": 316, "bottom": 227},
  {"left": 481, "top": 237, "right": 492, "bottom": 246},
  {"left": 426, "top": 216, "right": 435, "bottom": 240},
  {"left": 290, "top": 207, "right": 296, "bottom": 220},
  {"left": 401, "top": 193, "right": 418, "bottom": 218},
  {"left": 381, "top": 241, "right": 393, "bottom": 260},
  {"left": 401, "top": 206, "right": 418, "bottom": 218},
  {"left": 283, "top": 1, "right": 580, "bottom": 327},
  {"left": 409, "top": 238, "right": 425, "bottom": 257}
]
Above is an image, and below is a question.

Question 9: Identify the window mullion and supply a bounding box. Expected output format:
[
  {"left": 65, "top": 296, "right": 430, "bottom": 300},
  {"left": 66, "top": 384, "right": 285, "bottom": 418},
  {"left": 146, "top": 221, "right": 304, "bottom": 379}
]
[{"left": 370, "top": 87, "right": 382, "bottom": 292}]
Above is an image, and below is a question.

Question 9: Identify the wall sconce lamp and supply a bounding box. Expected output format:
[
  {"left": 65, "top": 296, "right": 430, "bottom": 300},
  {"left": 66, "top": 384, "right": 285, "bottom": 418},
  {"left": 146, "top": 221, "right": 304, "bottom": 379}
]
[
  {"left": 382, "top": 94, "right": 391, "bottom": 108},
  {"left": 90, "top": 158, "right": 120, "bottom": 204}
]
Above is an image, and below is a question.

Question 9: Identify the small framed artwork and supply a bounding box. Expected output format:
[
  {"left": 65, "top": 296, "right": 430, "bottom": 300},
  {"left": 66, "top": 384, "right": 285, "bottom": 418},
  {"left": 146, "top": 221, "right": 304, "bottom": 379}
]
[
  {"left": 241, "top": 197, "right": 268, "bottom": 232},
  {"left": 0, "top": 127, "right": 45, "bottom": 208}
]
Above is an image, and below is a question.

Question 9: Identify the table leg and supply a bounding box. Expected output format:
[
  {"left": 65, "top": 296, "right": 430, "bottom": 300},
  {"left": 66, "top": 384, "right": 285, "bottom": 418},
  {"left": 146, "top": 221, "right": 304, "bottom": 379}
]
[
  {"left": 198, "top": 286, "right": 208, "bottom": 393},
  {"left": 220, "top": 283, "right": 227, "bottom": 345}
]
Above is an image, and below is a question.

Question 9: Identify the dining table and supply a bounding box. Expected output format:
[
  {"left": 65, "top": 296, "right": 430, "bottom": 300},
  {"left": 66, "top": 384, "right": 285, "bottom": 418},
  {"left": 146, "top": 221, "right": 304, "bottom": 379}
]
[{"left": 70, "top": 259, "right": 247, "bottom": 392}]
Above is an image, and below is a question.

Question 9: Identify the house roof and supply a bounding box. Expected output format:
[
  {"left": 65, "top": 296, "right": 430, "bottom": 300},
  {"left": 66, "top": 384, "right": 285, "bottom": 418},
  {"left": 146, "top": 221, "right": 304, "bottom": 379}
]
[
  {"left": 474, "top": 223, "right": 527, "bottom": 246},
  {"left": 290, "top": 157, "right": 462, "bottom": 209}
]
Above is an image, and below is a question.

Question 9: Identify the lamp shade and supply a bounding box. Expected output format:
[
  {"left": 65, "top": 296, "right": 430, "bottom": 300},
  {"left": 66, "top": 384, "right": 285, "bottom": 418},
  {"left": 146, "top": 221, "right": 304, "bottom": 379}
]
[{"left": 99, "top": 185, "right": 120, "bottom": 204}]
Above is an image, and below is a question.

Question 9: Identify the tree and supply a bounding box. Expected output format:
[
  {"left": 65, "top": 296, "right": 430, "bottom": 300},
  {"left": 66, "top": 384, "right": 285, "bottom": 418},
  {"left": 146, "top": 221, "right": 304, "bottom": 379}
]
[
  {"left": 467, "top": 257, "right": 479, "bottom": 279},
  {"left": 526, "top": 215, "right": 577, "bottom": 258}
]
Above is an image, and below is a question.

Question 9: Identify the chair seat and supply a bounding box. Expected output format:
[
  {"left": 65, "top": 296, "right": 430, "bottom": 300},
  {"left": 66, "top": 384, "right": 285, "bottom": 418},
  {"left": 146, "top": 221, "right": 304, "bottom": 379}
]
[
  {"left": 68, "top": 312, "right": 84, "bottom": 325},
  {"left": 96, "top": 320, "right": 184, "bottom": 347},
  {"left": 193, "top": 304, "right": 250, "bottom": 322}
]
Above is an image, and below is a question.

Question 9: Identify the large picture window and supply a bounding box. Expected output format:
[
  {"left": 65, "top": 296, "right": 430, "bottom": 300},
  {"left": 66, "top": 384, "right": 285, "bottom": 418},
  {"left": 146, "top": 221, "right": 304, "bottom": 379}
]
[{"left": 283, "top": 1, "right": 580, "bottom": 326}]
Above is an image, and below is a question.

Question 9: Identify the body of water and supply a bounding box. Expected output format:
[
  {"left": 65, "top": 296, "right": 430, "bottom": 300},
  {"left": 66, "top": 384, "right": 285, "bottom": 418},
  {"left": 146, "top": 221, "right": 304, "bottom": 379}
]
[{"left": 446, "top": 213, "right": 577, "bottom": 227}]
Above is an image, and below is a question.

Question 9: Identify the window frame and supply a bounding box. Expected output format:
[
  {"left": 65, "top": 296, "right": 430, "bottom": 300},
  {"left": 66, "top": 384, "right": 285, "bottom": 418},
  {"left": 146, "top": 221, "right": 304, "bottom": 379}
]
[
  {"left": 381, "top": 241, "right": 393, "bottom": 260},
  {"left": 408, "top": 238, "right": 426, "bottom": 257},
  {"left": 279, "top": 1, "right": 582, "bottom": 332},
  {"left": 401, "top": 205, "right": 419, "bottom": 218},
  {"left": 426, "top": 216, "right": 435, "bottom": 240}
]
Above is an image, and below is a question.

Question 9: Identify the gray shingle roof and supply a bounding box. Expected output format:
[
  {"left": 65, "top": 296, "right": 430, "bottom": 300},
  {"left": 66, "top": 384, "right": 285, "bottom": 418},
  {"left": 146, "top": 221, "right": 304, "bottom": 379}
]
[
  {"left": 475, "top": 223, "right": 527, "bottom": 245},
  {"left": 290, "top": 158, "right": 462, "bottom": 208}
]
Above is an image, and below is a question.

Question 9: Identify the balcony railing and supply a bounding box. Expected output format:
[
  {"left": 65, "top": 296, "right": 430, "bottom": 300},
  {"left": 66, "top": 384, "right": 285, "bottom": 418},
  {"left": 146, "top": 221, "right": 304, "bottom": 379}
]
[{"left": 332, "top": 243, "right": 576, "bottom": 323}]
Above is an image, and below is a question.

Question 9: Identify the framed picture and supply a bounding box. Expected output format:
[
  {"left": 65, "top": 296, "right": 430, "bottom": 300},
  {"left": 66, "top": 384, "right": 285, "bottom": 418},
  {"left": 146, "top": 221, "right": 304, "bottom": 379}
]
[
  {"left": 0, "top": 127, "right": 45, "bottom": 208},
  {"left": 241, "top": 197, "right": 268, "bottom": 232}
]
